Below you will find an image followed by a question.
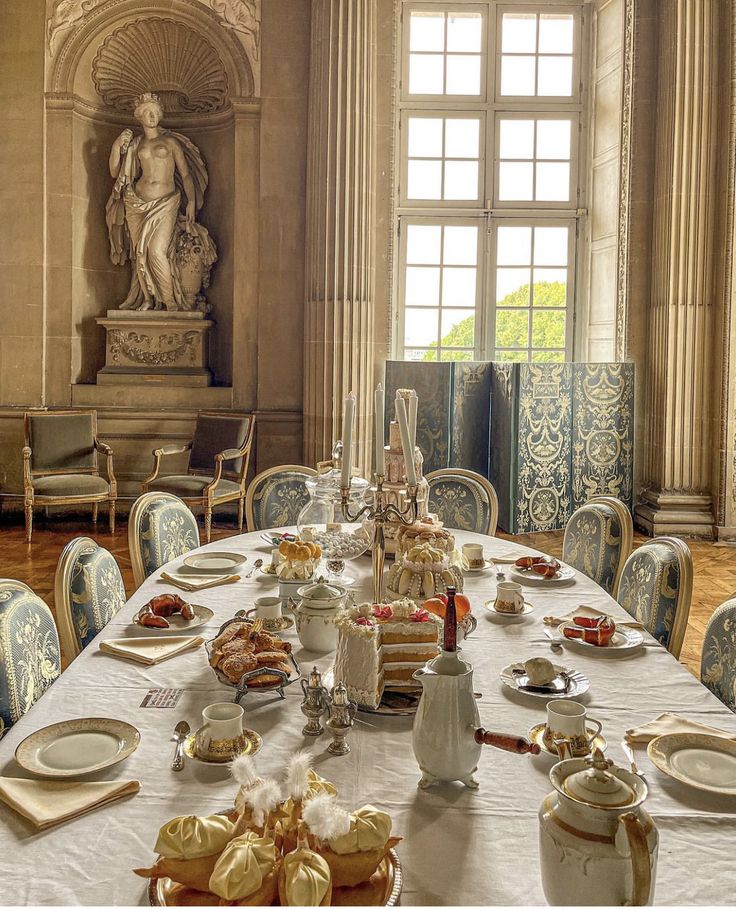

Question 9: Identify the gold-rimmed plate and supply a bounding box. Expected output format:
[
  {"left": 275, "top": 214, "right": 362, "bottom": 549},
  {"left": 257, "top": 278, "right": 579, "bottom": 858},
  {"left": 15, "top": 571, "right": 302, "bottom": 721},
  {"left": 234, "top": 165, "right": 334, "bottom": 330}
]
[
  {"left": 182, "top": 552, "right": 247, "bottom": 574},
  {"left": 511, "top": 565, "right": 576, "bottom": 585},
  {"left": 647, "top": 732, "right": 736, "bottom": 795},
  {"left": 15, "top": 717, "right": 140, "bottom": 778},
  {"left": 557, "top": 622, "right": 644, "bottom": 654},
  {"left": 134, "top": 603, "right": 214, "bottom": 632}
]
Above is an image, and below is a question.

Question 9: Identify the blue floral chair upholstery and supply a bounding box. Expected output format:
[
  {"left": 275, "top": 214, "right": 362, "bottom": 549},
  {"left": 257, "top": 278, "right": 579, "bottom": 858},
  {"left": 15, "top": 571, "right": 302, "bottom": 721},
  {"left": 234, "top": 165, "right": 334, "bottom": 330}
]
[
  {"left": 54, "top": 538, "right": 126, "bottom": 660},
  {"left": 562, "top": 496, "right": 633, "bottom": 596},
  {"left": 0, "top": 580, "right": 61, "bottom": 735},
  {"left": 617, "top": 537, "right": 693, "bottom": 658},
  {"left": 245, "top": 465, "right": 318, "bottom": 531},
  {"left": 701, "top": 598, "right": 736, "bottom": 712},
  {"left": 128, "top": 492, "right": 200, "bottom": 588},
  {"left": 426, "top": 469, "right": 499, "bottom": 535}
]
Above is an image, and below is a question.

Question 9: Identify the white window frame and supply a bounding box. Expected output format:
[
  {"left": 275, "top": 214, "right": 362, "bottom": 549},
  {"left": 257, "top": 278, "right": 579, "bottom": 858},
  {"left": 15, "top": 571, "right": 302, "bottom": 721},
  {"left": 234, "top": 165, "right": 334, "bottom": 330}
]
[{"left": 394, "top": 0, "right": 587, "bottom": 364}]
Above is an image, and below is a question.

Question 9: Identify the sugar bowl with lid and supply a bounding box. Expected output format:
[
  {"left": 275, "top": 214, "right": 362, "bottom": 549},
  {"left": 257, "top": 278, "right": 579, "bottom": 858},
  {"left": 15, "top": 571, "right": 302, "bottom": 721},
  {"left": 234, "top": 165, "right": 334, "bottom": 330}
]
[{"left": 293, "top": 577, "right": 347, "bottom": 653}]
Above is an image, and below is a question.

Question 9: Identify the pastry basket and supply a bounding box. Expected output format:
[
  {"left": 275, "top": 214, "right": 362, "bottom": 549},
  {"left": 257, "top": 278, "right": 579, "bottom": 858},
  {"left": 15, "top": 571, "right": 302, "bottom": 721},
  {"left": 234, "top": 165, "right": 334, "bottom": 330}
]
[{"left": 206, "top": 613, "right": 301, "bottom": 703}]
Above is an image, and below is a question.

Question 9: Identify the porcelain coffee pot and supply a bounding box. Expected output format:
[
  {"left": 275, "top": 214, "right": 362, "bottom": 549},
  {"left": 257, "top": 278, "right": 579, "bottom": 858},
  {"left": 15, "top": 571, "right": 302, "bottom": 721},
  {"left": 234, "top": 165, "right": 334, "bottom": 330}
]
[{"left": 539, "top": 748, "right": 658, "bottom": 906}]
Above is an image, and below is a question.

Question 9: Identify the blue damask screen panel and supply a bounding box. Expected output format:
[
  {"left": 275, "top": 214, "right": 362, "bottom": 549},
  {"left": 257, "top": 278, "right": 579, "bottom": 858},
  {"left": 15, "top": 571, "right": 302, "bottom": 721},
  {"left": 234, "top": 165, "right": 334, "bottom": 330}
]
[{"left": 450, "top": 363, "right": 493, "bottom": 474}]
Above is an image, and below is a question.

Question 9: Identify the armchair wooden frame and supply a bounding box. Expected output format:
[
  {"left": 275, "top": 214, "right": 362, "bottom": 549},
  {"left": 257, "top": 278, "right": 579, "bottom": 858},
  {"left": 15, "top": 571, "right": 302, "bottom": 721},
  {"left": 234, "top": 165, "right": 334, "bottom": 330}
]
[
  {"left": 54, "top": 536, "right": 98, "bottom": 661},
  {"left": 425, "top": 467, "right": 500, "bottom": 536},
  {"left": 649, "top": 535, "right": 693, "bottom": 661},
  {"left": 23, "top": 410, "right": 116, "bottom": 544},
  {"left": 142, "top": 411, "right": 255, "bottom": 542},
  {"left": 245, "top": 464, "right": 318, "bottom": 532},
  {"left": 563, "top": 495, "right": 633, "bottom": 598}
]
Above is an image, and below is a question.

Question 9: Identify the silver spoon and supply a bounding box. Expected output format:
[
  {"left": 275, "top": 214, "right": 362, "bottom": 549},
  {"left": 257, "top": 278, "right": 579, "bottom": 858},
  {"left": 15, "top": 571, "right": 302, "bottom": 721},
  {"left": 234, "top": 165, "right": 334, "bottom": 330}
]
[
  {"left": 172, "top": 720, "right": 190, "bottom": 772},
  {"left": 543, "top": 627, "right": 563, "bottom": 654},
  {"left": 245, "top": 558, "right": 263, "bottom": 579}
]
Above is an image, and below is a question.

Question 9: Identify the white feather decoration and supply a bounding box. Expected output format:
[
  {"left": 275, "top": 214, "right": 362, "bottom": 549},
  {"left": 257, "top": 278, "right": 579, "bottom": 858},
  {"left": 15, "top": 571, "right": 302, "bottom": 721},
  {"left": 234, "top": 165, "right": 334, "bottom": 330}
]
[
  {"left": 302, "top": 792, "right": 352, "bottom": 842},
  {"left": 285, "top": 750, "right": 313, "bottom": 800},
  {"left": 230, "top": 753, "right": 259, "bottom": 788},
  {"left": 246, "top": 779, "right": 282, "bottom": 826}
]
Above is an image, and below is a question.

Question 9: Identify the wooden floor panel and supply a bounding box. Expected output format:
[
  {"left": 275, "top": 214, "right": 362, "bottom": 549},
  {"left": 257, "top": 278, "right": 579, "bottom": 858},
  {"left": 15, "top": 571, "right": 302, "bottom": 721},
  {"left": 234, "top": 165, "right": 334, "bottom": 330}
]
[{"left": 1, "top": 515, "right": 734, "bottom": 680}]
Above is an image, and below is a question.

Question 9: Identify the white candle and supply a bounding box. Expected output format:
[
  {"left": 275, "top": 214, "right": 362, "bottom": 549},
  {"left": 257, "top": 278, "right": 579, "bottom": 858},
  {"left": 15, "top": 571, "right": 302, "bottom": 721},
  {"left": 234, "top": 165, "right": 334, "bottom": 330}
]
[
  {"left": 374, "top": 383, "right": 385, "bottom": 476},
  {"left": 408, "top": 391, "right": 418, "bottom": 452},
  {"left": 341, "top": 393, "right": 355, "bottom": 489},
  {"left": 395, "top": 396, "right": 417, "bottom": 486}
]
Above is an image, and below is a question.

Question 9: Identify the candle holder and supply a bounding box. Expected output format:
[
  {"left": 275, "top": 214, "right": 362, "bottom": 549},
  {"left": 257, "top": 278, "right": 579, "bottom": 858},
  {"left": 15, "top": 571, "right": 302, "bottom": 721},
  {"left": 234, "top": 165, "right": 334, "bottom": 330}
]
[{"left": 341, "top": 474, "right": 418, "bottom": 603}]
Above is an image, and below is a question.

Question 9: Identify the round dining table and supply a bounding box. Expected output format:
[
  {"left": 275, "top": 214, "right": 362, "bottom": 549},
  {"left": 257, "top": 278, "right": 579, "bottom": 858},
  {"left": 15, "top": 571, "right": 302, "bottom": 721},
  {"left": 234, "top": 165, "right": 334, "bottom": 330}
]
[{"left": 1, "top": 528, "right": 736, "bottom": 906}]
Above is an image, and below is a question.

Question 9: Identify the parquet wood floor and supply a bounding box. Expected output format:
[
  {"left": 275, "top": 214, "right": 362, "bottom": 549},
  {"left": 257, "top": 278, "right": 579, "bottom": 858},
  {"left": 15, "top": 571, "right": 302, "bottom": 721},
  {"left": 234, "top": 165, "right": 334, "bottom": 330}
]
[{"left": 0, "top": 515, "right": 734, "bottom": 679}]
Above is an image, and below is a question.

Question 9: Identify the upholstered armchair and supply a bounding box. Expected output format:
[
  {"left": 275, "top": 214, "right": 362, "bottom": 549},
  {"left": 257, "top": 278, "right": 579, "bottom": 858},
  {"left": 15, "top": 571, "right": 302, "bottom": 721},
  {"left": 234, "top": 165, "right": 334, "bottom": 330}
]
[
  {"left": 128, "top": 492, "right": 201, "bottom": 588},
  {"left": 426, "top": 468, "right": 499, "bottom": 535},
  {"left": 562, "top": 496, "right": 633, "bottom": 597},
  {"left": 23, "top": 410, "right": 116, "bottom": 543},
  {"left": 54, "top": 537, "right": 127, "bottom": 660},
  {"left": 245, "top": 465, "right": 318, "bottom": 531},
  {"left": 701, "top": 597, "right": 736, "bottom": 712},
  {"left": 0, "top": 580, "right": 61, "bottom": 734},
  {"left": 143, "top": 411, "right": 255, "bottom": 542}
]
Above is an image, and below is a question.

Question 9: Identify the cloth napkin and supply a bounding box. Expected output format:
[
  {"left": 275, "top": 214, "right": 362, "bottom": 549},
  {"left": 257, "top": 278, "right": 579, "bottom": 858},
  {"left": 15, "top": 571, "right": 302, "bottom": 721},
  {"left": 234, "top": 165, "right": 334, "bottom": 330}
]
[
  {"left": 0, "top": 777, "right": 140, "bottom": 830},
  {"left": 625, "top": 712, "right": 736, "bottom": 744},
  {"left": 99, "top": 635, "right": 204, "bottom": 666},
  {"left": 543, "top": 604, "right": 644, "bottom": 629},
  {"left": 160, "top": 572, "right": 239, "bottom": 592}
]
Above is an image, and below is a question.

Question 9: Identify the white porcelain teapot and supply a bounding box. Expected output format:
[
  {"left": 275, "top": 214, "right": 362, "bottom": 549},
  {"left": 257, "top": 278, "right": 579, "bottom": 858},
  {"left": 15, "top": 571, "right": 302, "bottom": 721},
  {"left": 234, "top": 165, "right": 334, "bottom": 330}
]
[
  {"left": 539, "top": 748, "right": 658, "bottom": 906},
  {"left": 293, "top": 577, "right": 347, "bottom": 653}
]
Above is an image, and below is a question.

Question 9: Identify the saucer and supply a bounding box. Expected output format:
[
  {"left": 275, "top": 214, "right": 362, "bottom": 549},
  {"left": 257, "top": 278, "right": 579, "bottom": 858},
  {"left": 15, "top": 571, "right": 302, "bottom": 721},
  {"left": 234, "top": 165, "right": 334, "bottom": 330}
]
[
  {"left": 528, "top": 722, "right": 607, "bottom": 757},
  {"left": 483, "top": 601, "right": 534, "bottom": 617},
  {"left": 244, "top": 609, "right": 294, "bottom": 632},
  {"left": 182, "top": 728, "right": 262, "bottom": 765}
]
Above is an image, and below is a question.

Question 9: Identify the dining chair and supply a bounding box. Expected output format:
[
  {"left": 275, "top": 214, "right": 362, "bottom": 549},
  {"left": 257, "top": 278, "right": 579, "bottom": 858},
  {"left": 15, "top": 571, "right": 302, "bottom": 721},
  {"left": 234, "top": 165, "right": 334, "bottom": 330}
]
[
  {"left": 23, "top": 409, "right": 117, "bottom": 543},
  {"left": 0, "top": 580, "right": 61, "bottom": 735},
  {"left": 54, "top": 537, "right": 127, "bottom": 660},
  {"left": 701, "top": 597, "right": 736, "bottom": 712},
  {"left": 143, "top": 411, "right": 255, "bottom": 543},
  {"left": 562, "top": 496, "right": 633, "bottom": 597},
  {"left": 617, "top": 536, "right": 693, "bottom": 659},
  {"left": 128, "top": 492, "right": 200, "bottom": 588},
  {"left": 245, "top": 465, "right": 318, "bottom": 531},
  {"left": 425, "top": 468, "right": 499, "bottom": 535}
]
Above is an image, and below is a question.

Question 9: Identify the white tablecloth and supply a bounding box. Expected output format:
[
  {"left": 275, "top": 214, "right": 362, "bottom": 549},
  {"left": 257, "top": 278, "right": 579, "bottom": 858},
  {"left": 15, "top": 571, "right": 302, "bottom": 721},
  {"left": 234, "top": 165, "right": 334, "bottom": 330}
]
[{"left": 1, "top": 529, "right": 735, "bottom": 906}]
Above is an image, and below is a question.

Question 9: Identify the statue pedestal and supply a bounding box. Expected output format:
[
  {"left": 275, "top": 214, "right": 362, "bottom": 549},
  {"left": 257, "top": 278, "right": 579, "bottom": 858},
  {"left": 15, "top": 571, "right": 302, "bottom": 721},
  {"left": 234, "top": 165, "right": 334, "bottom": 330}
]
[{"left": 96, "top": 310, "right": 214, "bottom": 387}]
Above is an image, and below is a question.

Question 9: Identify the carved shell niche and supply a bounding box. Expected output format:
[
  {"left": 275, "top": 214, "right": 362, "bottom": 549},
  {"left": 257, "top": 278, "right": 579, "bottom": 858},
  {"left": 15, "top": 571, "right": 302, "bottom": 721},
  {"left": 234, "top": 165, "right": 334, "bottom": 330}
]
[{"left": 92, "top": 18, "right": 229, "bottom": 113}]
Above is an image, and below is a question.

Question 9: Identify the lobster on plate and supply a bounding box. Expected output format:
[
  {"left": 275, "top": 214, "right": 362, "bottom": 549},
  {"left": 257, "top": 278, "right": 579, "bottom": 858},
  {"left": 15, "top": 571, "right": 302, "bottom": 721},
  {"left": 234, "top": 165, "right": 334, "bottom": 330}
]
[
  {"left": 515, "top": 555, "right": 561, "bottom": 578},
  {"left": 136, "top": 594, "right": 195, "bottom": 629},
  {"left": 562, "top": 614, "right": 616, "bottom": 646}
]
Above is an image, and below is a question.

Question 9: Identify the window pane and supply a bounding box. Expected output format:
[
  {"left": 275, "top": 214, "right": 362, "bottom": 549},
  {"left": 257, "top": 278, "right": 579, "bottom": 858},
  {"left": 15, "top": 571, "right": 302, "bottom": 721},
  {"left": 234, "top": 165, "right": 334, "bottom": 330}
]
[
  {"left": 496, "top": 269, "right": 531, "bottom": 305},
  {"left": 495, "top": 349, "right": 528, "bottom": 362},
  {"left": 409, "top": 54, "right": 444, "bottom": 94},
  {"left": 536, "top": 162, "right": 570, "bottom": 201},
  {"left": 497, "top": 226, "right": 531, "bottom": 265},
  {"left": 502, "top": 14, "right": 537, "bottom": 52},
  {"left": 442, "top": 267, "right": 476, "bottom": 307},
  {"left": 409, "top": 12, "right": 445, "bottom": 51},
  {"left": 447, "top": 12, "right": 482, "bottom": 51},
  {"left": 536, "top": 120, "right": 571, "bottom": 160},
  {"left": 539, "top": 15, "right": 574, "bottom": 54},
  {"left": 407, "top": 348, "right": 436, "bottom": 362},
  {"left": 532, "top": 350, "right": 565, "bottom": 363},
  {"left": 445, "top": 118, "right": 480, "bottom": 158},
  {"left": 446, "top": 55, "right": 481, "bottom": 95},
  {"left": 532, "top": 310, "right": 566, "bottom": 348},
  {"left": 405, "top": 308, "right": 439, "bottom": 346},
  {"left": 440, "top": 349, "right": 473, "bottom": 362},
  {"left": 496, "top": 310, "right": 529, "bottom": 347},
  {"left": 405, "top": 266, "right": 440, "bottom": 306},
  {"left": 533, "top": 270, "right": 567, "bottom": 306},
  {"left": 538, "top": 56, "right": 573, "bottom": 96},
  {"left": 408, "top": 118, "right": 443, "bottom": 157},
  {"left": 408, "top": 160, "right": 442, "bottom": 199},
  {"left": 534, "top": 227, "right": 568, "bottom": 265},
  {"left": 499, "top": 119, "right": 534, "bottom": 159},
  {"left": 444, "top": 226, "right": 478, "bottom": 265},
  {"left": 406, "top": 225, "right": 441, "bottom": 264},
  {"left": 441, "top": 308, "right": 475, "bottom": 340},
  {"left": 499, "top": 162, "right": 534, "bottom": 200},
  {"left": 444, "top": 160, "right": 479, "bottom": 199},
  {"left": 501, "top": 56, "right": 536, "bottom": 95}
]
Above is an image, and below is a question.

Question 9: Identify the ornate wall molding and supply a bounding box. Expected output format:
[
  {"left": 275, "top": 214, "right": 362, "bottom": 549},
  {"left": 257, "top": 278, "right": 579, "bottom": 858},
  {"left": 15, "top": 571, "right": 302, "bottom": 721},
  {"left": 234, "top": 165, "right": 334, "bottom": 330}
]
[{"left": 615, "top": 0, "right": 635, "bottom": 360}]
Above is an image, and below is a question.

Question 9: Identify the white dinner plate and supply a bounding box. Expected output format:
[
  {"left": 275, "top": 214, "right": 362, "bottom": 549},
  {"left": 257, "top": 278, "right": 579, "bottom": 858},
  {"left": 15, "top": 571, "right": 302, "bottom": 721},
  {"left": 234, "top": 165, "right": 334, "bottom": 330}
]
[
  {"left": 133, "top": 602, "right": 214, "bottom": 632},
  {"left": 511, "top": 565, "right": 576, "bottom": 586},
  {"left": 500, "top": 662, "right": 590, "bottom": 699},
  {"left": 647, "top": 733, "right": 736, "bottom": 795},
  {"left": 556, "top": 621, "right": 644, "bottom": 653},
  {"left": 182, "top": 552, "right": 246, "bottom": 574},
  {"left": 15, "top": 717, "right": 140, "bottom": 778}
]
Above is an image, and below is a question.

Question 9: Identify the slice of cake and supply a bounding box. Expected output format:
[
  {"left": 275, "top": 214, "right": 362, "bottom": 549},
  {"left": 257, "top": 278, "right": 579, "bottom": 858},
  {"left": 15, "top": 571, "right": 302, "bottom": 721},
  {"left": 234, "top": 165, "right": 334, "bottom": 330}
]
[{"left": 334, "top": 599, "right": 441, "bottom": 709}]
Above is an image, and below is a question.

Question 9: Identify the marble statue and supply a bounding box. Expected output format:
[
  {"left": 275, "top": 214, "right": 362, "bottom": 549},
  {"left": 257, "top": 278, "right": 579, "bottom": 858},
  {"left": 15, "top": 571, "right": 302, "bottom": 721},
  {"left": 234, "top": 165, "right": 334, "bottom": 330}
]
[{"left": 106, "top": 92, "right": 217, "bottom": 312}]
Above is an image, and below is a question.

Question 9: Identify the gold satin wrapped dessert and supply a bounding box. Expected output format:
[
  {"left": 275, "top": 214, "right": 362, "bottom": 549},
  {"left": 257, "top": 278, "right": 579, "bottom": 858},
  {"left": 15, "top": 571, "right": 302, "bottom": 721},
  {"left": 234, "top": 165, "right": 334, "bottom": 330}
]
[{"left": 136, "top": 752, "right": 402, "bottom": 906}]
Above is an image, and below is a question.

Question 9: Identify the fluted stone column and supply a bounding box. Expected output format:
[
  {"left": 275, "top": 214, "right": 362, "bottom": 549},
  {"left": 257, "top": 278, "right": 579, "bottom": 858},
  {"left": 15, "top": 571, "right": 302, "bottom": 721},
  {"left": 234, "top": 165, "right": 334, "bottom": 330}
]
[
  {"left": 303, "top": 0, "right": 376, "bottom": 470},
  {"left": 634, "top": 0, "right": 719, "bottom": 538}
]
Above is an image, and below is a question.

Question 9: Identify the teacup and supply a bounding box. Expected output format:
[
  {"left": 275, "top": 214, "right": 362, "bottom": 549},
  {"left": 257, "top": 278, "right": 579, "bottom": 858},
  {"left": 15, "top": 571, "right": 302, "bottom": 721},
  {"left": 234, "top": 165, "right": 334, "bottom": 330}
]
[
  {"left": 253, "top": 596, "right": 282, "bottom": 621},
  {"left": 195, "top": 703, "right": 248, "bottom": 762},
  {"left": 463, "top": 543, "right": 485, "bottom": 570},
  {"left": 495, "top": 581, "right": 525, "bottom": 614},
  {"left": 543, "top": 699, "right": 602, "bottom": 758}
]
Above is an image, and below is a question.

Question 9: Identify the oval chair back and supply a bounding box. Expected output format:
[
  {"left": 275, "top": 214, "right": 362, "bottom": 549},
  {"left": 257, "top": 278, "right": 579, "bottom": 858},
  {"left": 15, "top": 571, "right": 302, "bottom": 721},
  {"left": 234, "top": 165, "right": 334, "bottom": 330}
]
[
  {"left": 245, "top": 465, "right": 318, "bottom": 531},
  {"left": 0, "top": 580, "right": 61, "bottom": 735},
  {"left": 426, "top": 468, "right": 499, "bottom": 535},
  {"left": 128, "top": 492, "right": 200, "bottom": 588},
  {"left": 617, "top": 536, "right": 693, "bottom": 659},
  {"left": 54, "top": 537, "right": 127, "bottom": 660},
  {"left": 701, "top": 597, "right": 736, "bottom": 712},
  {"left": 562, "top": 496, "right": 633, "bottom": 596}
]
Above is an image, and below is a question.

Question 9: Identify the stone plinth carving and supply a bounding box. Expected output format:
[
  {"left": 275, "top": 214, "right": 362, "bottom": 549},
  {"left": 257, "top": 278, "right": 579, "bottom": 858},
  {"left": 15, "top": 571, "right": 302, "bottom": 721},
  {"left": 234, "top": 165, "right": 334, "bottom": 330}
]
[{"left": 96, "top": 311, "right": 213, "bottom": 387}]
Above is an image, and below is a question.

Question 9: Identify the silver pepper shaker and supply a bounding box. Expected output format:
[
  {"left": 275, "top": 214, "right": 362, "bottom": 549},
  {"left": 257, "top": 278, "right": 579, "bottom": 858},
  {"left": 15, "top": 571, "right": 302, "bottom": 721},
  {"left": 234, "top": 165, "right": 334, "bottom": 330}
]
[
  {"left": 326, "top": 681, "right": 357, "bottom": 755},
  {"left": 300, "top": 666, "right": 329, "bottom": 736}
]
